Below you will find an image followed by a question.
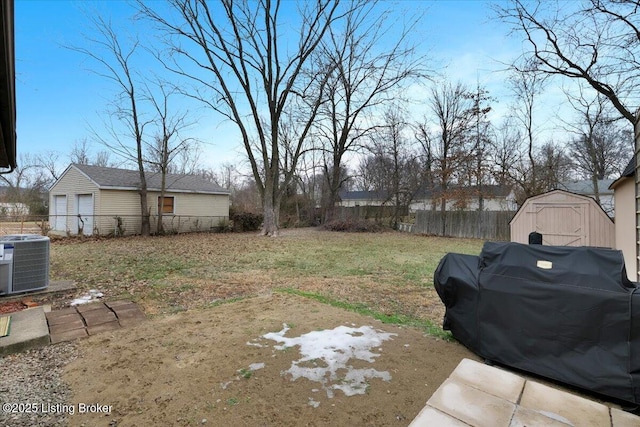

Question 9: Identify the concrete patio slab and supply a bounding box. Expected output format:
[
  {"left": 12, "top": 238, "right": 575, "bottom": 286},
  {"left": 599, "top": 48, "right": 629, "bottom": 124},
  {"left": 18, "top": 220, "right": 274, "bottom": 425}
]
[
  {"left": 410, "top": 358, "right": 640, "bottom": 427},
  {"left": 450, "top": 358, "right": 525, "bottom": 403},
  {"left": 409, "top": 406, "right": 471, "bottom": 427},
  {"left": 509, "top": 406, "right": 573, "bottom": 427},
  {"left": 0, "top": 307, "right": 49, "bottom": 356},
  {"left": 611, "top": 407, "right": 640, "bottom": 427},
  {"left": 520, "top": 380, "right": 610, "bottom": 427},
  {"left": 427, "top": 378, "right": 516, "bottom": 427},
  {"left": 0, "top": 280, "right": 76, "bottom": 303}
]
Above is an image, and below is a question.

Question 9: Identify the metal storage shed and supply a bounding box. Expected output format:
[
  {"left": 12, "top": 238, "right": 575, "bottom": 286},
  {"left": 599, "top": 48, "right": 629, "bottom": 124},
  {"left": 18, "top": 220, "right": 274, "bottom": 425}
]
[{"left": 510, "top": 189, "right": 615, "bottom": 248}]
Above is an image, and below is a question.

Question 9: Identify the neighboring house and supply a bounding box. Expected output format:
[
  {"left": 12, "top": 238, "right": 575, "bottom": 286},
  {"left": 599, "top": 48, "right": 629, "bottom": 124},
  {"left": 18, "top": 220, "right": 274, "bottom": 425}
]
[
  {"left": 510, "top": 189, "right": 614, "bottom": 249},
  {"left": 337, "top": 190, "right": 387, "bottom": 207},
  {"left": 557, "top": 179, "right": 615, "bottom": 217},
  {"left": 609, "top": 157, "right": 636, "bottom": 281},
  {"left": 0, "top": 202, "right": 28, "bottom": 216},
  {"left": 49, "top": 164, "right": 230, "bottom": 236},
  {"left": 338, "top": 185, "right": 515, "bottom": 212}
]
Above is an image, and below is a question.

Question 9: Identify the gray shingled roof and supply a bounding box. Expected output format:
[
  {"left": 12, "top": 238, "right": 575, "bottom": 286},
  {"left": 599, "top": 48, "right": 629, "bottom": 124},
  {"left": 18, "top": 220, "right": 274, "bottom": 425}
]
[
  {"left": 339, "top": 185, "right": 512, "bottom": 201},
  {"left": 558, "top": 179, "right": 614, "bottom": 196},
  {"left": 73, "top": 164, "right": 230, "bottom": 195}
]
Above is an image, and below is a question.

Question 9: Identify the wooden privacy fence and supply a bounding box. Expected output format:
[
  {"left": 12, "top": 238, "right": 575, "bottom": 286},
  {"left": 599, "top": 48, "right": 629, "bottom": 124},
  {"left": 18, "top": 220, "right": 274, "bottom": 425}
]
[
  {"left": 335, "top": 205, "right": 409, "bottom": 221},
  {"left": 407, "top": 210, "right": 515, "bottom": 241}
]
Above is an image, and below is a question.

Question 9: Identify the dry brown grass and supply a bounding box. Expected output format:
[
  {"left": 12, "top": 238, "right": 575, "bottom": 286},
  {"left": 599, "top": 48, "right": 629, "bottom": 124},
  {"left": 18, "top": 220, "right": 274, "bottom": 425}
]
[{"left": 49, "top": 228, "right": 484, "bottom": 330}]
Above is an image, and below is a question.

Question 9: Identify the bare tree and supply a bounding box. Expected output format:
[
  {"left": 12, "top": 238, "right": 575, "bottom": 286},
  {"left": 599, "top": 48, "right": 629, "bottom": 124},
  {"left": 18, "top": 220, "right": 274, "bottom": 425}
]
[
  {"left": 366, "top": 106, "right": 418, "bottom": 228},
  {"left": 419, "top": 81, "right": 476, "bottom": 234},
  {"left": 314, "top": 2, "right": 426, "bottom": 222},
  {"left": 71, "top": 16, "right": 153, "bottom": 235},
  {"left": 497, "top": 0, "right": 640, "bottom": 275},
  {"left": 93, "top": 150, "right": 115, "bottom": 168},
  {"left": 139, "top": 0, "right": 345, "bottom": 236},
  {"left": 507, "top": 62, "right": 549, "bottom": 199},
  {"left": 535, "top": 141, "right": 573, "bottom": 191},
  {"left": 69, "top": 139, "right": 91, "bottom": 165},
  {"left": 0, "top": 154, "right": 49, "bottom": 215},
  {"left": 488, "top": 117, "right": 522, "bottom": 188},
  {"left": 143, "top": 82, "right": 195, "bottom": 234},
  {"left": 35, "top": 150, "right": 62, "bottom": 182},
  {"left": 69, "top": 139, "right": 116, "bottom": 168},
  {"left": 460, "top": 84, "right": 493, "bottom": 210},
  {"left": 564, "top": 89, "right": 630, "bottom": 203}
]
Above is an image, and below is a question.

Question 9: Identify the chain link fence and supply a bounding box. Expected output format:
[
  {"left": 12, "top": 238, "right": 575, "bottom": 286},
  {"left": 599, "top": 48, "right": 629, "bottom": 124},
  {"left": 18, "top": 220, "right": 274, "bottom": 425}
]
[{"left": 6, "top": 215, "right": 230, "bottom": 237}]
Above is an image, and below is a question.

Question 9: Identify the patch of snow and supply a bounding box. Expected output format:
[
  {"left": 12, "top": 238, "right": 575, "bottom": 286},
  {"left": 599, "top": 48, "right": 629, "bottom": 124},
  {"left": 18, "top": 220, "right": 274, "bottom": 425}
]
[
  {"left": 248, "top": 362, "right": 265, "bottom": 371},
  {"left": 261, "top": 324, "right": 396, "bottom": 398},
  {"left": 308, "top": 398, "right": 320, "bottom": 408},
  {"left": 70, "top": 289, "right": 104, "bottom": 306},
  {"left": 246, "top": 341, "right": 264, "bottom": 347},
  {"left": 220, "top": 381, "right": 232, "bottom": 390},
  {"left": 262, "top": 323, "right": 290, "bottom": 349}
]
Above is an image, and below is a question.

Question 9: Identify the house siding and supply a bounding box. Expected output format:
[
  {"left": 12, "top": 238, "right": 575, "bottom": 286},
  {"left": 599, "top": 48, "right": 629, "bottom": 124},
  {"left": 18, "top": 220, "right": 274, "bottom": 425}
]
[
  {"left": 48, "top": 167, "right": 100, "bottom": 233},
  {"left": 99, "top": 189, "right": 142, "bottom": 235},
  {"left": 613, "top": 178, "right": 636, "bottom": 280},
  {"left": 148, "top": 191, "right": 229, "bottom": 216},
  {"left": 148, "top": 191, "right": 229, "bottom": 233}
]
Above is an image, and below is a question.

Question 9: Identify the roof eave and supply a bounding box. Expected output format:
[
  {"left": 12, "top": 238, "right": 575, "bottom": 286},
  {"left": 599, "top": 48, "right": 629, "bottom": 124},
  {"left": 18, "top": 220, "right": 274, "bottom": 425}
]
[{"left": 0, "top": 0, "right": 16, "bottom": 172}]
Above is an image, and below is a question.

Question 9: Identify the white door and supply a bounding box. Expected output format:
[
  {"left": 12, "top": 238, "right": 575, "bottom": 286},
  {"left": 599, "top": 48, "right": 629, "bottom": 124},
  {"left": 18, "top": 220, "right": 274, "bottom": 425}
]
[
  {"left": 53, "top": 195, "right": 67, "bottom": 231},
  {"left": 76, "top": 194, "right": 94, "bottom": 236}
]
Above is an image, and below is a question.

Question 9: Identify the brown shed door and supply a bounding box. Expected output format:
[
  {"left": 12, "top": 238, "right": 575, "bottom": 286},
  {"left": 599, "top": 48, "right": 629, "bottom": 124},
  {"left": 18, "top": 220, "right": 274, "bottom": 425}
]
[{"left": 531, "top": 203, "right": 587, "bottom": 246}]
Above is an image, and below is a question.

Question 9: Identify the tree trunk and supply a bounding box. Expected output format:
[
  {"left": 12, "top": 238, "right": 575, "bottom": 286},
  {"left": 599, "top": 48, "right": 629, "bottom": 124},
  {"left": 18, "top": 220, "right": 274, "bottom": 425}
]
[
  {"left": 261, "top": 183, "right": 279, "bottom": 237},
  {"left": 139, "top": 188, "right": 150, "bottom": 236},
  {"left": 323, "top": 163, "right": 342, "bottom": 223},
  {"left": 157, "top": 162, "right": 168, "bottom": 234},
  {"left": 440, "top": 195, "right": 446, "bottom": 236}
]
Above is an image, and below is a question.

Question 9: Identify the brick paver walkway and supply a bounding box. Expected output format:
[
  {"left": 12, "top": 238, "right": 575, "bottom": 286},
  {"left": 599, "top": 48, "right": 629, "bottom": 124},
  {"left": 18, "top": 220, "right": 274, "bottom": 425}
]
[{"left": 45, "top": 300, "right": 145, "bottom": 344}]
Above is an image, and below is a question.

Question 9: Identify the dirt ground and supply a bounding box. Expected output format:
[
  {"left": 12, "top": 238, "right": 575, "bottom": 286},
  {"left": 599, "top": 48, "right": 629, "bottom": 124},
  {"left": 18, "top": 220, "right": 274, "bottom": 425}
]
[{"left": 63, "top": 292, "right": 477, "bottom": 427}]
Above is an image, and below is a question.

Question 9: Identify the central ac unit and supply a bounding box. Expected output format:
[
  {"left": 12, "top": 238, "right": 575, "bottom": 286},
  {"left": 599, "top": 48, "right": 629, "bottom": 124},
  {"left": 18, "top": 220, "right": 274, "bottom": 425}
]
[{"left": 0, "top": 234, "right": 50, "bottom": 295}]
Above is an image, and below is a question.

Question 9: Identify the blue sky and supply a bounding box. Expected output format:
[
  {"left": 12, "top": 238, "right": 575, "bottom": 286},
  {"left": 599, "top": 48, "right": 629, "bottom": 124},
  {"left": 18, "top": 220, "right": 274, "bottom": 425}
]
[{"left": 14, "top": 0, "right": 556, "bottom": 173}]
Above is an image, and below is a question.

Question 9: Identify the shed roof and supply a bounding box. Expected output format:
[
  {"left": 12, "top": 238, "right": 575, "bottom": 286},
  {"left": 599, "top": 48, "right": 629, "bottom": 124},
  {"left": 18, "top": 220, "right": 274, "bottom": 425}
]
[
  {"left": 68, "top": 164, "right": 230, "bottom": 195},
  {"left": 510, "top": 189, "right": 613, "bottom": 225}
]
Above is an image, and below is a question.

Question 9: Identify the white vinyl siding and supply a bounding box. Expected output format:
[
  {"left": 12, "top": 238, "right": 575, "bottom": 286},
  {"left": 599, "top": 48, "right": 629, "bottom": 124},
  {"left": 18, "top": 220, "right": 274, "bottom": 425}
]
[
  {"left": 147, "top": 191, "right": 229, "bottom": 217},
  {"left": 49, "top": 167, "right": 99, "bottom": 233},
  {"left": 99, "top": 189, "right": 143, "bottom": 236}
]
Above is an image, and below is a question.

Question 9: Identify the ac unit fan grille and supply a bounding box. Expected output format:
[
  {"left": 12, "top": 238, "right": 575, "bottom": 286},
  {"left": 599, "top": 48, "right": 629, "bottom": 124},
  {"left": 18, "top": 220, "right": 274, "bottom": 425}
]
[{"left": 11, "top": 240, "right": 49, "bottom": 292}]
